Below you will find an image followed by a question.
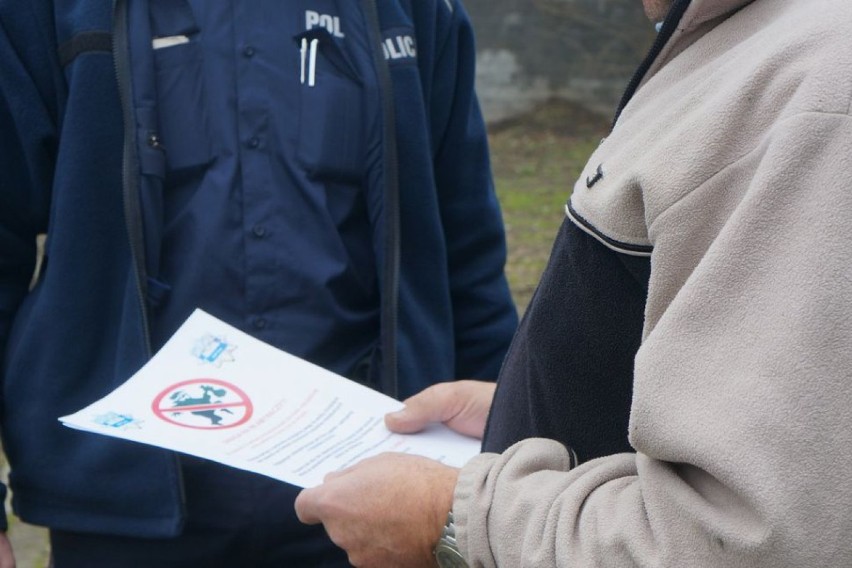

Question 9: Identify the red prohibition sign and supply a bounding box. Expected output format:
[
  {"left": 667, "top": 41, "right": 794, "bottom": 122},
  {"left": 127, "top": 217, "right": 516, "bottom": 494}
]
[{"left": 152, "top": 378, "right": 254, "bottom": 430}]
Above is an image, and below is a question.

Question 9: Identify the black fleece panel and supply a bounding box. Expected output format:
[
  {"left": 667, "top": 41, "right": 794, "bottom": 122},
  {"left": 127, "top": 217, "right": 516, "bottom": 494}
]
[{"left": 483, "top": 218, "right": 650, "bottom": 463}]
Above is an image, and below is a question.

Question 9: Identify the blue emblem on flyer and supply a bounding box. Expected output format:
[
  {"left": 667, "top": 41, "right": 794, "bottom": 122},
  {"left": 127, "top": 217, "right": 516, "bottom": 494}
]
[
  {"left": 94, "top": 412, "right": 143, "bottom": 430},
  {"left": 192, "top": 334, "right": 237, "bottom": 367}
]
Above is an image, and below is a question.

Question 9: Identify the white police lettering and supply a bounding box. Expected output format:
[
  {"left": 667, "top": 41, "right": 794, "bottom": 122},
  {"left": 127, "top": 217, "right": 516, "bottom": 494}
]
[
  {"left": 381, "top": 35, "right": 416, "bottom": 60},
  {"left": 305, "top": 10, "right": 345, "bottom": 38}
]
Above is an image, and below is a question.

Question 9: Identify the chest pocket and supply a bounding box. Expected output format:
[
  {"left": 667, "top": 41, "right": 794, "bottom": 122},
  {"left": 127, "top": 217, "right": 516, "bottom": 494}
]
[
  {"left": 294, "top": 28, "right": 365, "bottom": 183},
  {"left": 150, "top": 0, "right": 213, "bottom": 173}
]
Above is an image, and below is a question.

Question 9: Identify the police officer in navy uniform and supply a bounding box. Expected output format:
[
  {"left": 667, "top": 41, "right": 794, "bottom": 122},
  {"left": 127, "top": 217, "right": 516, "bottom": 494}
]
[{"left": 0, "top": 0, "right": 516, "bottom": 566}]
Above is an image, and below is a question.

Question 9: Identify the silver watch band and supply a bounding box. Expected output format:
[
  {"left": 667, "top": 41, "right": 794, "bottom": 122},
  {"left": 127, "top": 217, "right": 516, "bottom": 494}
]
[{"left": 434, "top": 510, "right": 469, "bottom": 568}]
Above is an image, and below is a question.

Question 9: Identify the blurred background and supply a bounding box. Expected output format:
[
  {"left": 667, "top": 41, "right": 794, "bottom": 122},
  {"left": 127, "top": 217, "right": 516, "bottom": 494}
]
[
  {"left": 3, "top": 1, "right": 655, "bottom": 565},
  {"left": 471, "top": 0, "right": 654, "bottom": 122},
  {"left": 471, "top": 0, "right": 655, "bottom": 311}
]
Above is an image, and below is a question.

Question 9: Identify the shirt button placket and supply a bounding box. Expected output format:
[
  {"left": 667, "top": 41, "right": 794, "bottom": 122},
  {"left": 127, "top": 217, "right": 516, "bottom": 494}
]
[{"left": 237, "top": 26, "right": 273, "bottom": 340}]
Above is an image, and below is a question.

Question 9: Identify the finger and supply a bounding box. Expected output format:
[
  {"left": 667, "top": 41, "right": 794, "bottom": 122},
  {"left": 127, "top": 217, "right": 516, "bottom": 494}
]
[
  {"left": 0, "top": 533, "right": 15, "bottom": 568},
  {"left": 385, "top": 382, "right": 460, "bottom": 433},
  {"left": 323, "top": 469, "right": 344, "bottom": 482},
  {"left": 294, "top": 488, "right": 322, "bottom": 524},
  {"left": 322, "top": 464, "right": 356, "bottom": 484}
]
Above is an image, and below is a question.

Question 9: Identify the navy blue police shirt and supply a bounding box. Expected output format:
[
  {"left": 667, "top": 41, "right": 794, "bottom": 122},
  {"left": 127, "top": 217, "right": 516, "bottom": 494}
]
[{"left": 149, "top": 1, "right": 380, "bottom": 379}]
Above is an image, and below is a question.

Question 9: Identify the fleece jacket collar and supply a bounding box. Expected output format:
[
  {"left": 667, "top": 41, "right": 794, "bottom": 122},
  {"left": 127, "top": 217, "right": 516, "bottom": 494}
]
[{"left": 646, "top": 0, "right": 756, "bottom": 82}]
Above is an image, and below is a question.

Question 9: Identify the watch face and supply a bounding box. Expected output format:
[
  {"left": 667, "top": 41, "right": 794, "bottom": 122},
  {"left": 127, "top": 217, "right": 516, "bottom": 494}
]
[{"left": 435, "top": 546, "right": 469, "bottom": 568}]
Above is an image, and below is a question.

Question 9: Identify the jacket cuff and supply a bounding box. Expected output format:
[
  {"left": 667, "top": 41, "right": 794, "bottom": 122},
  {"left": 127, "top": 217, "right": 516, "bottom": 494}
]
[
  {"left": 452, "top": 439, "right": 579, "bottom": 567},
  {"left": 453, "top": 451, "right": 499, "bottom": 568}
]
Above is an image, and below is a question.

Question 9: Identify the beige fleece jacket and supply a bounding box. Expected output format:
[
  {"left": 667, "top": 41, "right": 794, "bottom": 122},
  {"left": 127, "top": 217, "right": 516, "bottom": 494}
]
[{"left": 454, "top": 0, "right": 852, "bottom": 566}]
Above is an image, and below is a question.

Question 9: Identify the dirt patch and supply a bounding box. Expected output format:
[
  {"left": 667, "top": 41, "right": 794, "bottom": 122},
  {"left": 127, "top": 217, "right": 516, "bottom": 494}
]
[{"left": 2, "top": 459, "right": 49, "bottom": 568}]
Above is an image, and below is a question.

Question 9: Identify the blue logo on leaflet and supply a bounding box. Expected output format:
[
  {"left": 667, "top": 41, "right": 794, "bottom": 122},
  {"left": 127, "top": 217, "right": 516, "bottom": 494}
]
[
  {"left": 94, "top": 412, "right": 143, "bottom": 430},
  {"left": 192, "top": 334, "right": 237, "bottom": 367}
]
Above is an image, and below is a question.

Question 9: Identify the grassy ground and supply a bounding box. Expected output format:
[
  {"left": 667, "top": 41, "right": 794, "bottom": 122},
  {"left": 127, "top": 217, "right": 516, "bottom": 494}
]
[
  {"left": 2, "top": 99, "right": 610, "bottom": 568},
  {"left": 491, "top": 99, "right": 610, "bottom": 312}
]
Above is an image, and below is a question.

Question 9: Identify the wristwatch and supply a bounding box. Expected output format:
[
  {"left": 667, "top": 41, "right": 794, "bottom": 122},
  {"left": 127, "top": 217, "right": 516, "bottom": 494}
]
[{"left": 434, "top": 510, "right": 469, "bottom": 568}]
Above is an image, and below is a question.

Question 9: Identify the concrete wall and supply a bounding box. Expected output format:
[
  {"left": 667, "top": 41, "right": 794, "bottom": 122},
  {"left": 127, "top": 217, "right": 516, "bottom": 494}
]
[{"left": 465, "top": 0, "right": 656, "bottom": 123}]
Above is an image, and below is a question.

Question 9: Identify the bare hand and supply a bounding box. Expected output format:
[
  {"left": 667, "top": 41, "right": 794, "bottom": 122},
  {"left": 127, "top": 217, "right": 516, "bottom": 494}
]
[
  {"left": 385, "top": 379, "right": 496, "bottom": 439},
  {"left": 0, "top": 532, "right": 16, "bottom": 568},
  {"left": 295, "top": 453, "right": 458, "bottom": 567}
]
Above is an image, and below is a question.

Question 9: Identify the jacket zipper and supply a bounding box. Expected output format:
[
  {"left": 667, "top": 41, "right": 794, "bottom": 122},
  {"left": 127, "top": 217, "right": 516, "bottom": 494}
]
[
  {"left": 361, "top": 0, "right": 400, "bottom": 399},
  {"left": 610, "top": 0, "right": 693, "bottom": 129},
  {"left": 112, "top": 0, "right": 187, "bottom": 520},
  {"left": 112, "top": 0, "right": 152, "bottom": 356}
]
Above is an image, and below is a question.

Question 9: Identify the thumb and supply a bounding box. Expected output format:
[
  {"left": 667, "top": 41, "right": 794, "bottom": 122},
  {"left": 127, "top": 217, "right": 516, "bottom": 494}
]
[
  {"left": 385, "top": 383, "right": 454, "bottom": 434},
  {"left": 294, "top": 487, "right": 322, "bottom": 525}
]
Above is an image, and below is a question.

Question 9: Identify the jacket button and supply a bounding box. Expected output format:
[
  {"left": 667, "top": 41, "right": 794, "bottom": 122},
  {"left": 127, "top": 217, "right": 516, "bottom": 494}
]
[
  {"left": 253, "top": 317, "right": 267, "bottom": 330},
  {"left": 243, "top": 46, "right": 256, "bottom": 58},
  {"left": 247, "top": 137, "right": 260, "bottom": 149},
  {"left": 252, "top": 225, "right": 266, "bottom": 238}
]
